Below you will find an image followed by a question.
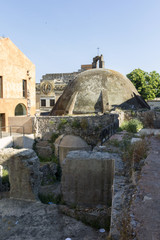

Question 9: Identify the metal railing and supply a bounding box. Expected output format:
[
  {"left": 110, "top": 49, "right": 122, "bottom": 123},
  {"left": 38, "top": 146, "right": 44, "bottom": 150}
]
[
  {"left": 100, "top": 120, "right": 119, "bottom": 145},
  {"left": 0, "top": 126, "right": 24, "bottom": 138}
]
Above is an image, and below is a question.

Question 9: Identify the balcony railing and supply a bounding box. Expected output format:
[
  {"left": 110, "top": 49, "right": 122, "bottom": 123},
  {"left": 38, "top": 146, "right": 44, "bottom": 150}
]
[{"left": 0, "top": 126, "right": 24, "bottom": 138}]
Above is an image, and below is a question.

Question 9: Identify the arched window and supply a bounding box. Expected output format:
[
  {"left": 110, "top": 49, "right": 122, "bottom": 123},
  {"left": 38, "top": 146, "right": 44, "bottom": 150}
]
[{"left": 15, "top": 104, "right": 27, "bottom": 116}]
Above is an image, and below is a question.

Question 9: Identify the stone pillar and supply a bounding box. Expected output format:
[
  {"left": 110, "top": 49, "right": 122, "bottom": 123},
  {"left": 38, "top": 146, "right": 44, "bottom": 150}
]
[
  {"left": 0, "top": 148, "right": 41, "bottom": 201},
  {"left": 61, "top": 151, "right": 114, "bottom": 207}
]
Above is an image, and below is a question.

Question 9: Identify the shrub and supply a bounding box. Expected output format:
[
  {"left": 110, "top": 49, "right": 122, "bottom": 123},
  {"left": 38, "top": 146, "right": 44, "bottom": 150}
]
[
  {"left": 120, "top": 119, "right": 143, "bottom": 133},
  {"left": 122, "top": 138, "right": 148, "bottom": 164}
]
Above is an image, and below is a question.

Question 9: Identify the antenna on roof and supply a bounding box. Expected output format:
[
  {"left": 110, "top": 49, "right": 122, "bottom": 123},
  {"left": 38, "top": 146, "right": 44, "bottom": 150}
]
[{"left": 97, "top": 47, "right": 100, "bottom": 56}]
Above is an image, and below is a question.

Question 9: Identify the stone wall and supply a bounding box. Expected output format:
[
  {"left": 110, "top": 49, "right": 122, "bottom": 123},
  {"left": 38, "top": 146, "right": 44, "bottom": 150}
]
[
  {"left": 34, "top": 114, "right": 119, "bottom": 146},
  {"left": 117, "top": 109, "right": 160, "bottom": 128},
  {"left": 147, "top": 98, "right": 160, "bottom": 110},
  {"left": 41, "top": 72, "right": 80, "bottom": 83}
]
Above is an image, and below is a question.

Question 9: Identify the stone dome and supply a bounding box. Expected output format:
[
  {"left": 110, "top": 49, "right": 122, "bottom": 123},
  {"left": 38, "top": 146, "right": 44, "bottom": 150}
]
[
  {"left": 54, "top": 135, "right": 91, "bottom": 165},
  {"left": 50, "top": 68, "right": 149, "bottom": 115},
  {"left": 55, "top": 135, "right": 89, "bottom": 148}
]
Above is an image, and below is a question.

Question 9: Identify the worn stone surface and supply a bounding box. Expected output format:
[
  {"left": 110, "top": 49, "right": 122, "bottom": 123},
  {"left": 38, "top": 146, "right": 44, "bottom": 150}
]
[
  {"left": 50, "top": 68, "right": 148, "bottom": 115},
  {"left": 0, "top": 148, "right": 41, "bottom": 201},
  {"left": 130, "top": 137, "right": 160, "bottom": 240},
  {"left": 109, "top": 153, "right": 129, "bottom": 239},
  {"left": 0, "top": 199, "right": 107, "bottom": 240},
  {"left": 94, "top": 144, "right": 127, "bottom": 239},
  {"left": 61, "top": 151, "right": 114, "bottom": 208},
  {"left": 55, "top": 135, "right": 91, "bottom": 165},
  {"left": 95, "top": 137, "right": 135, "bottom": 239},
  {"left": 39, "top": 182, "right": 61, "bottom": 198},
  {"left": 59, "top": 204, "right": 111, "bottom": 230}
]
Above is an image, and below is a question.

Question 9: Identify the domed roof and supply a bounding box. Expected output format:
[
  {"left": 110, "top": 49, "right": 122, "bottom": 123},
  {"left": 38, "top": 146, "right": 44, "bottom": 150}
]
[
  {"left": 55, "top": 135, "right": 89, "bottom": 148},
  {"left": 50, "top": 68, "right": 149, "bottom": 115}
]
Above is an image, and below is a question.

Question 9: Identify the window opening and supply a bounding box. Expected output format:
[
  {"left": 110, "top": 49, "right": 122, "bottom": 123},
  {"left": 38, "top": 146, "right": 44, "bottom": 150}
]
[{"left": 22, "top": 80, "right": 27, "bottom": 98}]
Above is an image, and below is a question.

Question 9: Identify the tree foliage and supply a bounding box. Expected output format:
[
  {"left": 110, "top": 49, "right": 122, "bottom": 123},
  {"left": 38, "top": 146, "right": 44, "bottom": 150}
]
[{"left": 127, "top": 69, "right": 160, "bottom": 100}]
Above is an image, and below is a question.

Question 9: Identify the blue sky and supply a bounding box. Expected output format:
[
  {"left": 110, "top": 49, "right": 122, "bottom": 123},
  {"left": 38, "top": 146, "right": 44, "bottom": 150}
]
[{"left": 1, "top": 0, "right": 160, "bottom": 82}]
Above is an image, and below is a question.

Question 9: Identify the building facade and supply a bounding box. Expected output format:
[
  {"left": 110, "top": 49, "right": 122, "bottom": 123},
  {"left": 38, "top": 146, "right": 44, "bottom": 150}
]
[
  {"left": 36, "top": 65, "right": 92, "bottom": 114},
  {"left": 0, "top": 38, "right": 36, "bottom": 132}
]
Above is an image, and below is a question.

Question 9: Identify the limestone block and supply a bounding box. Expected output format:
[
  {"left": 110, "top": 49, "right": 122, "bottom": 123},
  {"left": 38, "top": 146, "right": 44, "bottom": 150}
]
[
  {"left": 61, "top": 151, "right": 114, "bottom": 207},
  {"left": 54, "top": 135, "right": 91, "bottom": 165},
  {"left": 0, "top": 148, "right": 41, "bottom": 201}
]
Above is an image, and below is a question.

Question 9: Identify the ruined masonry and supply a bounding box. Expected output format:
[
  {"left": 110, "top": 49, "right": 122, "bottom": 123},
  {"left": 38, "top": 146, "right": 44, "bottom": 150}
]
[
  {"left": 61, "top": 150, "right": 115, "bottom": 207},
  {"left": 0, "top": 148, "right": 41, "bottom": 201}
]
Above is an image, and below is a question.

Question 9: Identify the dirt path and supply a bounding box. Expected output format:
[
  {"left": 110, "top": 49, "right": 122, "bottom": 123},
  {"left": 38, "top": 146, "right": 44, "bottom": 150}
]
[{"left": 131, "top": 137, "right": 160, "bottom": 240}]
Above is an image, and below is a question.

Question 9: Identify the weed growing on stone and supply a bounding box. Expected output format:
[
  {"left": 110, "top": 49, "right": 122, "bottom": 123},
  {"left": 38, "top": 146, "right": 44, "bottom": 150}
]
[
  {"left": 119, "top": 211, "right": 134, "bottom": 240},
  {"left": 50, "top": 132, "right": 59, "bottom": 143},
  {"left": 57, "top": 118, "right": 68, "bottom": 130},
  {"left": 122, "top": 139, "right": 148, "bottom": 164},
  {"left": 80, "top": 119, "right": 88, "bottom": 129},
  {"left": 108, "top": 139, "right": 121, "bottom": 147},
  {"left": 94, "top": 126, "right": 100, "bottom": 132},
  {"left": 49, "top": 120, "right": 55, "bottom": 125},
  {"left": 39, "top": 155, "right": 58, "bottom": 164},
  {"left": 71, "top": 119, "right": 81, "bottom": 128}
]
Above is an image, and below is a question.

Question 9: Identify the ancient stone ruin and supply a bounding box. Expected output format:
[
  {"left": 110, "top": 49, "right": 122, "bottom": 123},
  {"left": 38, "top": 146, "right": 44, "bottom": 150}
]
[
  {"left": 54, "top": 135, "right": 91, "bottom": 165},
  {"left": 50, "top": 68, "right": 150, "bottom": 116},
  {"left": 0, "top": 148, "right": 41, "bottom": 201},
  {"left": 61, "top": 150, "right": 114, "bottom": 208},
  {"left": 92, "top": 54, "right": 105, "bottom": 68}
]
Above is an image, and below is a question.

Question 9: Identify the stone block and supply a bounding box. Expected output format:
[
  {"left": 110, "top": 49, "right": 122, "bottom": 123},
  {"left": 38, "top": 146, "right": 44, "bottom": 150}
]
[
  {"left": 61, "top": 150, "right": 114, "bottom": 208},
  {"left": 0, "top": 148, "right": 41, "bottom": 201}
]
